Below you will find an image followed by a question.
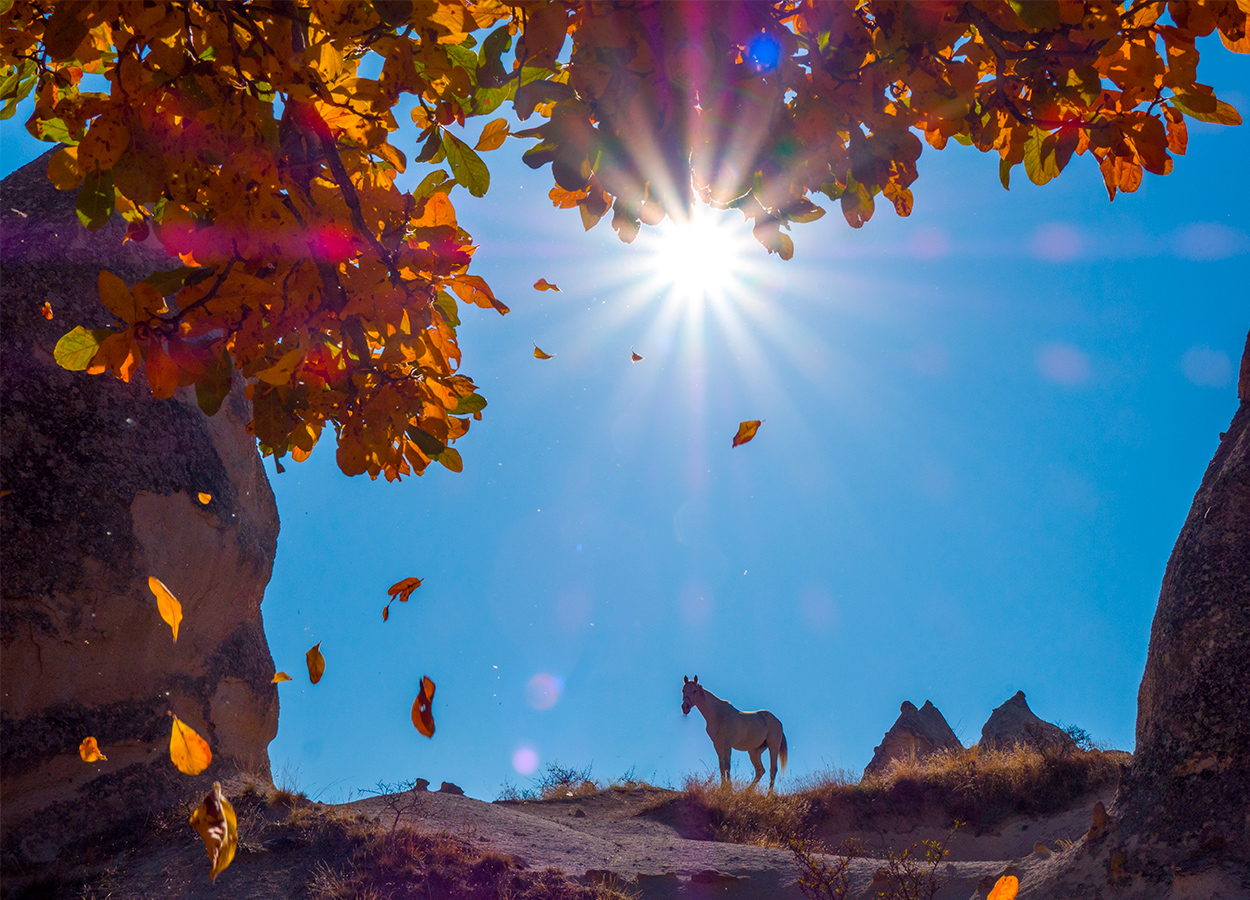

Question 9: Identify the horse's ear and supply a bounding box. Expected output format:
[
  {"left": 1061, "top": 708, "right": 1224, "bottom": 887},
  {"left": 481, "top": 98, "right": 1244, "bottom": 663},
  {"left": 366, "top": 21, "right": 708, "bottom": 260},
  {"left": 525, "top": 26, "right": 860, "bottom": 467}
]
[
  {"left": 693, "top": 675, "right": 698, "bottom": 684},
  {"left": 683, "top": 675, "right": 689, "bottom": 684}
]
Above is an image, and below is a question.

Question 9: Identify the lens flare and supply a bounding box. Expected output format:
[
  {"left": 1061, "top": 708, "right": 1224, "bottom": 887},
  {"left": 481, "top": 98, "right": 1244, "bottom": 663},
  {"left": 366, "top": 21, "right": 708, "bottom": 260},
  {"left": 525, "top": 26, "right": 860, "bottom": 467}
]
[
  {"left": 512, "top": 745, "right": 539, "bottom": 775},
  {"left": 638, "top": 207, "right": 753, "bottom": 305},
  {"left": 525, "top": 672, "right": 564, "bottom": 710}
]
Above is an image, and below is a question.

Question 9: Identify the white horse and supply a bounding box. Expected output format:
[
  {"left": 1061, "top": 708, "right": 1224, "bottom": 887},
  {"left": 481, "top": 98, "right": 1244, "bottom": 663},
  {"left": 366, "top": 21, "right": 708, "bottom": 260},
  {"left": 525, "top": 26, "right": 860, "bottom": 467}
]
[{"left": 681, "top": 675, "right": 788, "bottom": 792}]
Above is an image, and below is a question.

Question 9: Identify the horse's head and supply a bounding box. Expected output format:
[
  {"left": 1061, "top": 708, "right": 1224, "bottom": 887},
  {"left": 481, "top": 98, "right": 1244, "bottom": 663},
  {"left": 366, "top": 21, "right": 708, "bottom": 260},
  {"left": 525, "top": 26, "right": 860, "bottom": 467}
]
[{"left": 681, "top": 675, "right": 701, "bottom": 715}]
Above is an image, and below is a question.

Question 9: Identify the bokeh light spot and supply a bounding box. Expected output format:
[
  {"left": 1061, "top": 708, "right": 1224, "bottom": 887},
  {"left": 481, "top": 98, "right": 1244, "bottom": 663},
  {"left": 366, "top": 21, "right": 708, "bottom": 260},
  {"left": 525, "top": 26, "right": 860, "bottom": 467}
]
[
  {"left": 512, "top": 745, "right": 539, "bottom": 776},
  {"left": 525, "top": 672, "right": 564, "bottom": 710}
]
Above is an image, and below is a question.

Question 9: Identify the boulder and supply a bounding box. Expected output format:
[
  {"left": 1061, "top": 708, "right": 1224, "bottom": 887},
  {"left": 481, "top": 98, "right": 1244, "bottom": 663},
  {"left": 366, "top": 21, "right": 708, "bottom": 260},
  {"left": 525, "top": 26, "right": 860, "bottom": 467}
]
[
  {"left": 863, "top": 700, "right": 962, "bottom": 777},
  {"left": 0, "top": 154, "right": 280, "bottom": 879},
  {"left": 1113, "top": 329, "right": 1250, "bottom": 878},
  {"left": 979, "top": 691, "right": 1075, "bottom": 752}
]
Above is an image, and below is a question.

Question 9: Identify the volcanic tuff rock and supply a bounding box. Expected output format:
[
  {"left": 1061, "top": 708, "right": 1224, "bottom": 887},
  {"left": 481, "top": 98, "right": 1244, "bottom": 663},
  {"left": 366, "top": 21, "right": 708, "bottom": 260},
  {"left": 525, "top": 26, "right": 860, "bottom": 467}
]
[
  {"left": 863, "top": 700, "right": 962, "bottom": 777},
  {"left": 0, "top": 153, "right": 280, "bottom": 879},
  {"left": 1112, "top": 330, "right": 1250, "bottom": 878},
  {"left": 979, "top": 691, "right": 1076, "bottom": 753}
]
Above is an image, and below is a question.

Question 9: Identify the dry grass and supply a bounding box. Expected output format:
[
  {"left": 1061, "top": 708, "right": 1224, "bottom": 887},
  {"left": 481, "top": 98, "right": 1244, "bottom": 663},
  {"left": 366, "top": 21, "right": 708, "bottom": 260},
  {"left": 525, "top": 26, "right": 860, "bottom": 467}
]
[
  {"left": 312, "top": 826, "right": 635, "bottom": 900},
  {"left": 657, "top": 745, "right": 1128, "bottom": 847}
]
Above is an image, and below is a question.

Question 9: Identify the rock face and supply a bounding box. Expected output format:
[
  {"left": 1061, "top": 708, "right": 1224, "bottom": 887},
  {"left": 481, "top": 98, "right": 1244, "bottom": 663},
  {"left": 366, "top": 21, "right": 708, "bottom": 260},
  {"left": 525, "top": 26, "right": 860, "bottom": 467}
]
[
  {"left": 863, "top": 700, "right": 962, "bottom": 777},
  {"left": 1113, "top": 330, "right": 1250, "bottom": 878},
  {"left": 979, "top": 691, "right": 1076, "bottom": 753},
  {"left": 0, "top": 154, "right": 280, "bottom": 877}
]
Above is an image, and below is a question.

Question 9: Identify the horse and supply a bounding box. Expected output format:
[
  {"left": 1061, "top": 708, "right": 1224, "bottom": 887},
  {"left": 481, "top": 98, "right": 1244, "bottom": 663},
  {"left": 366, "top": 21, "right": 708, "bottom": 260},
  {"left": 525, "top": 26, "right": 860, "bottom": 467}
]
[{"left": 681, "top": 675, "right": 788, "bottom": 792}]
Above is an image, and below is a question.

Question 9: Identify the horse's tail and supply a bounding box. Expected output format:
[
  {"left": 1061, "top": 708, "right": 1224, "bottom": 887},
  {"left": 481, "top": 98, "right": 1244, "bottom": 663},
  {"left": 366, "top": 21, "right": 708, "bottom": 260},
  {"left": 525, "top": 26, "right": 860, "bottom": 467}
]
[{"left": 779, "top": 730, "right": 788, "bottom": 772}]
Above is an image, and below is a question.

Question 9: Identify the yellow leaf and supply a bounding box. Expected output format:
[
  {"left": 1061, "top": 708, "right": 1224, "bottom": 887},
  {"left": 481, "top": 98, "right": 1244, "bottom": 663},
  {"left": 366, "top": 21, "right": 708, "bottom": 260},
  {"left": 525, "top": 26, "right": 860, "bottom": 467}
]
[
  {"left": 99, "top": 270, "right": 139, "bottom": 324},
  {"left": 474, "top": 118, "right": 510, "bottom": 151},
  {"left": 149, "top": 576, "right": 182, "bottom": 643},
  {"left": 988, "top": 875, "right": 1019, "bottom": 900},
  {"left": 412, "top": 675, "right": 436, "bottom": 738},
  {"left": 189, "top": 781, "right": 237, "bottom": 882},
  {"left": 306, "top": 642, "right": 326, "bottom": 684},
  {"left": 254, "top": 348, "right": 303, "bottom": 386},
  {"left": 169, "top": 714, "right": 213, "bottom": 775},
  {"left": 533, "top": 278, "right": 560, "bottom": 291},
  {"left": 533, "top": 342, "right": 554, "bottom": 359},
  {"left": 732, "top": 420, "right": 763, "bottom": 447},
  {"left": 197, "top": 492, "right": 212, "bottom": 505},
  {"left": 47, "top": 145, "right": 83, "bottom": 191},
  {"left": 79, "top": 736, "right": 107, "bottom": 762},
  {"left": 272, "top": 671, "right": 292, "bottom": 683}
]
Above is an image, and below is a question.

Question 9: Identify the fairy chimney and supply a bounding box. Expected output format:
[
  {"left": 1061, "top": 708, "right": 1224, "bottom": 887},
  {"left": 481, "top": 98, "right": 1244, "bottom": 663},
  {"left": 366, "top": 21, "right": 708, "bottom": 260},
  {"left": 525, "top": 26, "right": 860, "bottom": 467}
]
[
  {"left": 979, "top": 691, "right": 1075, "bottom": 752},
  {"left": 1, "top": 153, "right": 280, "bottom": 875},
  {"left": 863, "top": 700, "right": 963, "bottom": 777}
]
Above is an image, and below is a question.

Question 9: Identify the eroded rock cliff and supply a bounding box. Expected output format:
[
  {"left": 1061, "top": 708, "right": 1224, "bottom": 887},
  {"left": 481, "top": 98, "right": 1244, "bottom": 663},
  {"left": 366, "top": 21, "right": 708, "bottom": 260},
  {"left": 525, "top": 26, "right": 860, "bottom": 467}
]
[{"left": 1, "top": 153, "right": 280, "bottom": 878}]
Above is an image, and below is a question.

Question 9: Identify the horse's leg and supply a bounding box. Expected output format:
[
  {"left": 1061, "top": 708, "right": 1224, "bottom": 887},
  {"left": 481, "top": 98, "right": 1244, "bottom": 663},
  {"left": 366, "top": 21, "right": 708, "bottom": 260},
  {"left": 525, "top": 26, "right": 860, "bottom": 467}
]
[
  {"left": 717, "top": 745, "right": 732, "bottom": 788},
  {"left": 748, "top": 745, "right": 765, "bottom": 791},
  {"left": 768, "top": 740, "right": 779, "bottom": 793}
]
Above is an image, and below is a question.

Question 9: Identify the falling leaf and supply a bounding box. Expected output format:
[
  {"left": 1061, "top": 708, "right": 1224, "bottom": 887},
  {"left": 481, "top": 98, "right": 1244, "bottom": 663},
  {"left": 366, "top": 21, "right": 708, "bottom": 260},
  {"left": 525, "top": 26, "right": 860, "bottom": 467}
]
[
  {"left": 383, "top": 576, "right": 423, "bottom": 621},
  {"left": 41, "top": 301, "right": 53, "bottom": 320},
  {"left": 412, "top": 675, "right": 436, "bottom": 738},
  {"left": 988, "top": 875, "right": 1019, "bottom": 900},
  {"left": 533, "top": 343, "right": 555, "bottom": 359},
  {"left": 533, "top": 278, "right": 560, "bottom": 291},
  {"left": 79, "top": 736, "right": 107, "bottom": 762},
  {"left": 148, "top": 576, "right": 182, "bottom": 642},
  {"left": 189, "top": 781, "right": 237, "bottom": 882},
  {"left": 197, "top": 492, "right": 212, "bottom": 505},
  {"left": 630, "top": 348, "right": 644, "bottom": 362},
  {"left": 272, "top": 672, "right": 292, "bottom": 683},
  {"left": 732, "top": 420, "right": 763, "bottom": 447},
  {"left": 306, "top": 642, "right": 325, "bottom": 684},
  {"left": 169, "top": 713, "right": 212, "bottom": 775}
]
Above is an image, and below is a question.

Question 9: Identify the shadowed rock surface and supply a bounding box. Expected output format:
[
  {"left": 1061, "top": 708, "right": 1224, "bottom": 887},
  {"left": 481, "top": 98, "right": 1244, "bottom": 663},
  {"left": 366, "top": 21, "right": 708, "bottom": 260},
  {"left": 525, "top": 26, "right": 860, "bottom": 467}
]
[
  {"left": 863, "top": 700, "right": 962, "bottom": 778},
  {"left": 979, "top": 691, "right": 1076, "bottom": 753},
  {"left": 0, "top": 153, "right": 280, "bottom": 884},
  {"left": 1111, "top": 330, "right": 1250, "bottom": 881}
]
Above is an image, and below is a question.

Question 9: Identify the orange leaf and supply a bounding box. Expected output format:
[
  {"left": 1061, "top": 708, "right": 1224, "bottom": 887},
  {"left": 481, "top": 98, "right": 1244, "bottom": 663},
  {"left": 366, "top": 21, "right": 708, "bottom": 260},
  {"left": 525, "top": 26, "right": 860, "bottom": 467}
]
[
  {"left": 149, "top": 576, "right": 182, "bottom": 642},
  {"left": 533, "top": 343, "right": 554, "bottom": 360},
  {"left": 169, "top": 713, "right": 212, "bottom": 775},
  {"left": 272, "top": 672, "right": 292, "bottom": 683},
  {"left": 145, "top": 341, "right": 180, "bottom": 399},
  {"left": 474, "top": 118, "right": 510, "bottom": 151},
  {"left": 450, "top": 275, "right": 509, "bottom": 314},
  {"left": 988, "top": 875, "right": 1019, "bottom": 900},
  {"left": 412, "top": 675, "right": 436, "bottom": 738},
  {"left": 388, "top": 576, "right": 423, "bottom": 603},
  {"left": 306, "top": 642, "right": 326, "bottom": 684},
  {"left": 189, "top": 781, "right": 237, "bottom": 882},
  {"left": 630, "top": 348, "right": 643, "bottom": 362},
  {"left": 197, "top": 492, "right": 212, "bottom": 505},
  {"left": 79, "top": 736, "right": 107, "bottom": 762},
  {"left": 732, "top": 420, "right": 763, "bottom": 447},
  {"left": 41, "top": 302, "right": 53, "bottom": 320},
  {"left": 533, "top": 278, "right": 560, "bottom": 291}
]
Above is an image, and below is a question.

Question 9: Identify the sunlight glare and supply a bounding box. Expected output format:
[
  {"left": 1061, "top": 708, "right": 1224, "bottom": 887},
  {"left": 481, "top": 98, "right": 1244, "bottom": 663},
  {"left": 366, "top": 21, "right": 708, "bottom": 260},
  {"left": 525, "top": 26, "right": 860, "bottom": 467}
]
[{"left": 640, "top": 208, "right": 753, "bottom": 304}]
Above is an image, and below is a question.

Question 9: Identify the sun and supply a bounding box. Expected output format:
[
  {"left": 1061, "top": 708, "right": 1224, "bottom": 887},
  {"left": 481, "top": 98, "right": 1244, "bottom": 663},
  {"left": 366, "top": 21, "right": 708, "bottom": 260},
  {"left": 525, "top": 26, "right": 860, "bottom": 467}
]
[{"left": 638, "top": 206, "right": 755, "bottom": 304}]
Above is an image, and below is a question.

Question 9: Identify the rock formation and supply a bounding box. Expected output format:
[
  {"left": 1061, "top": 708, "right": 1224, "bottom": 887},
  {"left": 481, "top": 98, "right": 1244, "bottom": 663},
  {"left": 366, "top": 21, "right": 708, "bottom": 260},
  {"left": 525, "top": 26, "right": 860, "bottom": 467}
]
[
  {"left": 1112, "top": 329, "right": 1250, "bottom": 880},
  {"left": 979, "top": 691, "right": 1076, "bottom": 753},
  {"left": 0, "top": 153, "right": 280, "bottom": 880},
  {"left": 863, "top": 700, "right": 962, "bottom": 777}
]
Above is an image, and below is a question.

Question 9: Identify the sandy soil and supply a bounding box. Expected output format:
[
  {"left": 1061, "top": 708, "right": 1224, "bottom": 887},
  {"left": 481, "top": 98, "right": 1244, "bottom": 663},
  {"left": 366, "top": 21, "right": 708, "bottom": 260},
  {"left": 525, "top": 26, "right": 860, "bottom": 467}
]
[{"left": 66, "top": 780, "right": 1248, "bottom": 899}]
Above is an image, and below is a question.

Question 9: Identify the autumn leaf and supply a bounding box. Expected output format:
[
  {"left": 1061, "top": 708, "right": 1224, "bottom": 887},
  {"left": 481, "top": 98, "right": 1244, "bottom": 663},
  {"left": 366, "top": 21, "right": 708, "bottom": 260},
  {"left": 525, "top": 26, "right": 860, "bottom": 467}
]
[
  {"left": 383, "top": 576, "right": 423, "bottom": 621},
  {"left": 79, "top": 736, "right": 107, "bottom": 762},
  {"left": 272, "top": 672, "right": 292, "bottom": 683},
  {"left": 412, "top": 675, "right": 436, "bottom": 738},
  {"left": 474, "top": 118, "right": 509, "bottom": 151},
  {"left": 630, "top": 348, "right": 643, "bottom": 362},
  {"left": 533, "top": 343, "right": 554, "bottom": 359},
  {"left": 148, "top": 576, "right": 182, "bottom": 642},
  {"left": 732, "top": 420, "right": 763, "bottom": 447},
  {"left": 169, "top": 713, "right": 212, "bottom": 775},
  {"left": 533, "top": 278, "right": 560, "bottom": 291},
  {"left": 197, "top": 492, "right": 212, "bottom": 505},
  {"left": 189, "top": 781, "right": 237, "bottom": 882},
  {"left": 40, "top": 301, "right": 53, "bottom": 320},
  {"left": 306, "top": 642, "right": 326, "bottom": 684},
  {"left": 988, "top": 875, "right": 1019, "bottom": 900},
  {"left": 53, "top": 326, "right": 112, "bottom": 371}
]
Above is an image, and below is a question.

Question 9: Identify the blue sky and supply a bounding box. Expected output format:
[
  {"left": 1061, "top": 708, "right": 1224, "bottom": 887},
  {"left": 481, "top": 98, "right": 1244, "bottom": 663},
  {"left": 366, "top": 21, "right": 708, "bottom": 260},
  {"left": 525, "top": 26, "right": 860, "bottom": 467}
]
[{"left": 4, "top": 38, "right": 1247, "bottom": 803}]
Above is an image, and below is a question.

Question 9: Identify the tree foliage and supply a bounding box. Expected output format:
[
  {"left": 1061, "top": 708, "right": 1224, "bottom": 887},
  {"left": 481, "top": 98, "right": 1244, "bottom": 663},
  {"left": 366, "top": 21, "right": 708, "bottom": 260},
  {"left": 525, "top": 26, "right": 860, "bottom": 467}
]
[{"left": 2, "top": 1, "right": 1246, "bottom": 479}]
